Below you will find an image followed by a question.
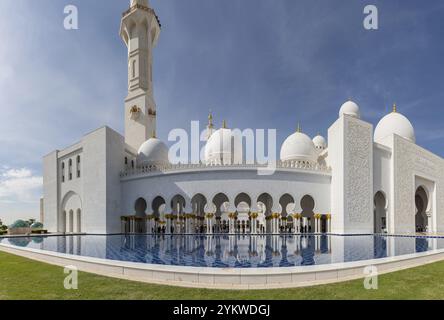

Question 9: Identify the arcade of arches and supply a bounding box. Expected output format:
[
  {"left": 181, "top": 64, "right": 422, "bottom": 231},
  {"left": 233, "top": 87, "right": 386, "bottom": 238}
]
[
  {"left": 121, "top": 193, "right": 332, "bottom": 234},
  {"left": 60, "top": 192, "right": 82, "bottom": 233},
  {"left": 373, "top": 185, "right": 434, "bottom": 234}
]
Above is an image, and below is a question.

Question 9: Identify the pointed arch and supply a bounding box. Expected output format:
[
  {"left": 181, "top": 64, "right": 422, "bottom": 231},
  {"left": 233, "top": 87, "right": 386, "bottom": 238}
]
[
  {"left": 257, "top": 193, "right": 273, "bottom": 217},
  {"left": 152, "top": 196, "right": 166, "bottom": 217},
  {"left": 134, "top": 197, "right": 147, "bottom": 217},
  {"left": 191, "top": 193, "right": 207, "bottom": 217},
  {"left": 60, "top": 191, "right": 82, "bottom": 233}
]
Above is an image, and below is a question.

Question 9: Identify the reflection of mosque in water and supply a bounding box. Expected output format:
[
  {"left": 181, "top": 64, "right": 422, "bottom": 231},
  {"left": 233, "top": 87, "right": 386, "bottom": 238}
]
[{"left": 8, "top": 235, "right": 443, "bottom": 268}]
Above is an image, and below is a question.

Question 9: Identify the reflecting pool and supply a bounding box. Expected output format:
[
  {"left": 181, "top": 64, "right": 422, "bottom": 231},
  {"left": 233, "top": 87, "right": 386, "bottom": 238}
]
[{"left": 2, "top": 234, "right": 444, "bottom": 268}]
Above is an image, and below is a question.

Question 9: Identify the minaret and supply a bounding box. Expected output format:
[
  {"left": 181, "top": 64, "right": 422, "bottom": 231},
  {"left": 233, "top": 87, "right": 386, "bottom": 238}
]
[{"left": 120, "top": 0, "right": 161, "bottom": 150}]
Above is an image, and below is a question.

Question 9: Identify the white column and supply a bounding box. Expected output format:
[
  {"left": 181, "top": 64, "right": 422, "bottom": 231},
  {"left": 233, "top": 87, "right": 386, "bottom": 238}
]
[
  {"left": 166, "top": 217, "right": 171, "bottom": 234},
  {"left": 427, "top": 213, "right": 432, "bottom": 234},
  {"left": 229, "top": 215, "right": 235, "bottom": 234},
  {"left": 73, "top": 213, "right": 78, "bottom": 233},
  {"left": 206, "top": 217, "right": 212, "bottom": 234},
  {"left": 314, "top": 217, "right": 317, "bottom": 233},
  {"left": 274, "top": 218, "right": 277, "bottom": 233},
  {"left": 174, "top": 216, "right": 179, "bottom": 234},
  {"left": 189, "top": 216, "right": 193, "bottom": 234}
]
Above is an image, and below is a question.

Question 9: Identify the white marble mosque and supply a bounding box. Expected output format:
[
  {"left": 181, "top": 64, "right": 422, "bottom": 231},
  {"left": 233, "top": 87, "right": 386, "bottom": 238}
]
[{"left": 42, "top": 0, "right": 444, "bottom": 236}]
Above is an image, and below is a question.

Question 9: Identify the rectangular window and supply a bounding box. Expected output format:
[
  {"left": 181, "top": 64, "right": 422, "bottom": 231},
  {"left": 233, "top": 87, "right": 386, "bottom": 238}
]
[
  {"left": 77, "top": 156, "right": 81, "bottom": 178},
  {"left": 61, "top": 162, "right": 65, "bottom": 183},
  {"left": 132, "top": 60, "right": 136, "bottom": 78},
  {"left": 69, "top": 159, "right": 73, "bottom": 181}
]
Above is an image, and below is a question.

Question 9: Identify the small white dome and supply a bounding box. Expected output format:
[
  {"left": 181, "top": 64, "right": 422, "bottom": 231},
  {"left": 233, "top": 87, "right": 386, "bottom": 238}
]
[
  {"left": 205, "top": 127, "right": 242, "bottom": 164},
  {"left": 137, "top": 137, "right": 169, "bottom": 167},
  {"left": 280, "top": 131, "right": 318, "bottom": 162},
  {"left": 312, "top": 135, "right": 327, "bottom": 151},
  {"left": 339, "top": 100, "right": 360, "bottom": 119},
  {"left": 374, "top": 108, "right": 415, "bottom": 144}
]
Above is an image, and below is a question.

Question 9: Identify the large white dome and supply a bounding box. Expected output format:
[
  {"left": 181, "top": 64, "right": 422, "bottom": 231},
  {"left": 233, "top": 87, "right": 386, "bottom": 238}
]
[
  {"left": 374, "top": 108, "right": 415, "bottom": 144},
  {"left": 339, "top": 100, "right": 360, "bottom": 119},
  {"left": 205, "top": 127, "right": 242, "bottom": 164},
  {"left": 137, "top": 137, "right": 169, "bottom": 167},
  {"left": 312, "top": 135, "right": 327, "bottom": 151},
  {"left": 280, "top": 131, "right": 318, "bottom": 162}
]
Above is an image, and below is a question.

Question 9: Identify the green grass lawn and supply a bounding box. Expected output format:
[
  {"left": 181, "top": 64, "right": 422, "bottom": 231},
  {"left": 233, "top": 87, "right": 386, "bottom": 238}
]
[{"left": 1, "top": 250, "right": 444, "bottom": 300}]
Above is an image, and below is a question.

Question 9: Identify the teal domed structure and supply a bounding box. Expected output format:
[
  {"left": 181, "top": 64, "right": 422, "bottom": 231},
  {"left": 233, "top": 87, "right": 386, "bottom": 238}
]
[
  {"left": 9, "top": 220, "right": 30, "bottom": 229},
  {"left": 31, "top": 222, "right": 44, "bottom": 230}
]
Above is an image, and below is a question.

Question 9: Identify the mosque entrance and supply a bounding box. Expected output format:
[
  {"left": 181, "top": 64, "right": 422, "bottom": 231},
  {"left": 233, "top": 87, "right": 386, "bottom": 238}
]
[
  {"left": 374, "top": 191, "right": 387, "bottom": 233},
  {"left": 415, "top": 186, "right": 429, "bottom": 233},
  {"left": 134, "top": 198, "right": 147, "bottom": 233},
  {"left": 300, "top": 195, "right": 315, "bottom": 233}
]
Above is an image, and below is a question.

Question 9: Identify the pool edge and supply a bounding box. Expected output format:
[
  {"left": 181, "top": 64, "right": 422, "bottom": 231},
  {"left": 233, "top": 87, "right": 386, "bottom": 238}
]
[{"left": 2, "top": 242, "right": 444, "bottom": 290}]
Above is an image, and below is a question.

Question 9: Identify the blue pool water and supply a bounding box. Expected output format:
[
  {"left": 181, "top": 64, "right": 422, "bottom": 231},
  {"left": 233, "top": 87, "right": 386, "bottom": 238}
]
[{"left": 1, "top": 234, "right": 444, "bottom": 268}]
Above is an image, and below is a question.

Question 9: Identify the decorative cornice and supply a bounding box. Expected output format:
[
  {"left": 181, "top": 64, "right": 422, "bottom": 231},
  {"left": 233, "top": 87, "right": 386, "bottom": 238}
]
[
  {"left": 121, "top": 161, "right": 332, "bottom": 178},
  {"left": 122, "top": 4, "right": 161, "bottom": 28}
]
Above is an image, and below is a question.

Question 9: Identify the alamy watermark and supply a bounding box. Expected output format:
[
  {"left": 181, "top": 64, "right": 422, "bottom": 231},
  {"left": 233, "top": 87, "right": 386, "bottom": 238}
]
[
  {"left": 64, "top": 265, "right": 78, "bottom": 290},
  {"left": 363, "top": 5, "right": 379, "bottom": 30},
  {"left": 363, "top": 265, "right": 378, "bottom": 290},
  {"left": 64, "top": 5, "right": 79, "bottom": 30},
  {"left": 168, "top": 121, "right": 277, "bottom": 175}
]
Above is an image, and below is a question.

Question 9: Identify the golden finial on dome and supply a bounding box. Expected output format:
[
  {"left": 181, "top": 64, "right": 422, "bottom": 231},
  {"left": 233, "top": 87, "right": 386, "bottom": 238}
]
[
  {"left": 222, "top": 120, "right": 227, "bottom": 129},
  {"left": 208, "top": 110, "right": 214, "bottom": 129},
  {"left": 392, "top": 103, "right": 397, "bottom": 113},
  {"left": 296, "top": 122, "right": 302, "bottom": 133}
]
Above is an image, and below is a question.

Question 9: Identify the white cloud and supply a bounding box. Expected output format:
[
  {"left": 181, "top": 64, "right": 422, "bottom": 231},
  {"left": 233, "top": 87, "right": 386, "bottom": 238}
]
[
  {"left": 0, "top": 167, "right": 42, "bottom": 204},
  {"left": 2, "top": 168, "right": 33, "bottom": 179}
]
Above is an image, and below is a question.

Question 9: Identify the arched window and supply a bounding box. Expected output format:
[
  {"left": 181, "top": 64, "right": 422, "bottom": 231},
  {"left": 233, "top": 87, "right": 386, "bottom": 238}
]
[
  {"left": 125, "top": 157, "right": 128, "bottom": 166},
  {"left": 76, "top": 155, "right": 81, "bottom": 178},
  {"left": 68, "top": 159, "right": 73, "bottom": 180},
  {"left": 131, "top": 160, "right": 134, "bottom": 169},
  {"left": 61, "top": 162, "right": 65, "bottom": 183}
]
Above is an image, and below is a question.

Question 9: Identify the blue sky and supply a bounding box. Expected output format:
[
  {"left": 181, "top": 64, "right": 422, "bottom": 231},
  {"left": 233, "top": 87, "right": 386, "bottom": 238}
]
[{"left": 0, "top": 0, "right": 443, "bottom": 224}]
